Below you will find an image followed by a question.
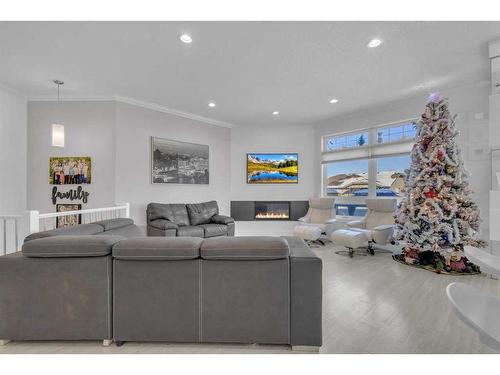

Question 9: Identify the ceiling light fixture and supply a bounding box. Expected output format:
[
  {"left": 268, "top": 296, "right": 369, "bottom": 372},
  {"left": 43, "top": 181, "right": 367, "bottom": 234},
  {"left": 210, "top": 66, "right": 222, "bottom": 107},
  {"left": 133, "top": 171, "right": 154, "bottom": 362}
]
[
  {"left": 272, "top": 111, "right": 279, "bottom": 115},
  {"left": 51, "top": 80, "right": 65, "bottom": 148},
  {"left": 179, "top": 34, "right": 193, "bottom": 44},
  {"left": 367, "top": 38, "right": 383, "bottom": 48},
  {"left": 329, "top": 98, "right": 339, "bottom": 104},
  {"left": 208, "top": 102, "right": 216, "bottom": 108}
]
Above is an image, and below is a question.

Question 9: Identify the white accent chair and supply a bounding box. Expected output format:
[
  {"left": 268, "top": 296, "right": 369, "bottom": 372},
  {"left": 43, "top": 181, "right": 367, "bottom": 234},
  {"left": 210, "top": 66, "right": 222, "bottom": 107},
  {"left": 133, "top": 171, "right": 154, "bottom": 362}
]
[
  {"left": 331, "top": 198, "right": 396, "bottom": 256},
  {"left": 296, "top": 197, "right": 336, "bottom": 246}
]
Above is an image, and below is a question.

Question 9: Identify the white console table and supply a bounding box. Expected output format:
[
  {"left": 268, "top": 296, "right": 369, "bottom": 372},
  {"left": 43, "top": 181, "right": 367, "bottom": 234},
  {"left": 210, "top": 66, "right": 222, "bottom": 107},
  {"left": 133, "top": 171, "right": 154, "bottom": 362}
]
[{"left": 446, "top": 246, "right": 500, "bottom": 352}]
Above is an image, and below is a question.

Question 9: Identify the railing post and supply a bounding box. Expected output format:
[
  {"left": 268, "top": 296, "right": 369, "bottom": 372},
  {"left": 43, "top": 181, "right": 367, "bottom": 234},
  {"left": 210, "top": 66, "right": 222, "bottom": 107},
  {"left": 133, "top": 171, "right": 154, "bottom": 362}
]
[
  {"left": 14, "top": 218, "right": 19, "bottom": 251},
  {"left": 2, "top": 219, "right": 6, "bottom": 256},
  {"left": 124, "top": 203, "right": 130, "bottom": 218},
  {"left": 27, "top": 210, "right": 39, "bottom": 234}
]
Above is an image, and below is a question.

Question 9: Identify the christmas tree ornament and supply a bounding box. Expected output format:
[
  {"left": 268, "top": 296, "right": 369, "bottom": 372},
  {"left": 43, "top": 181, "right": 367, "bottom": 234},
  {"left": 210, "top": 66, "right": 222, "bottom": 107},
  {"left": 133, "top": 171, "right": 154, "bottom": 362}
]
[{"left": 393, "top": 95, "right": 486, "bottom": 274}]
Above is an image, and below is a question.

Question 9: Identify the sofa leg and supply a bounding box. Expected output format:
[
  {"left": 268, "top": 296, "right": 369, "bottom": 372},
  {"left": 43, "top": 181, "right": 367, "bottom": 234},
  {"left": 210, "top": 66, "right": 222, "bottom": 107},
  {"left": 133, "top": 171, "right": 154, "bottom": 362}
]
[
  {"left": 0, "top": 340, "right": 10, "bottom": 346},
  {"left": 291, "top": 345, "right": 320, "bottom": 353},
  {"left": 102, "top": 339, "right": 112, "bottom": 347}
]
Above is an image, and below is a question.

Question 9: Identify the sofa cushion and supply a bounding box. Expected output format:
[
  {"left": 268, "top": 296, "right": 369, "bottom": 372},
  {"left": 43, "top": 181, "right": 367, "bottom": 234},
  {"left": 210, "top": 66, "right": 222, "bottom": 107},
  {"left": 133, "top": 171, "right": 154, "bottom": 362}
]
[
  {"left": 186, "top": 201, "right": 219, "bottom": 226},
  {"left": 24, "top": 223, "right": 104, "bottom": 242},
  {"left": 198, "top": 223, "right": 227, "bottom": 238},
  {"left": 148, "top": 219, "right": 179, "bottom": 231},
  {"left": 22, "top": 235, "right": 123, "bottom": 258},
  {"left": 112, "top": 237, "right": 202, "bottom": 260},
  {"left": 177, "top": 225, "right": 205, "bottom": 237},
  {"left": 147, "top": 203, "right": 190, "bottom": 226},
  {"left": 200, "top": 236, "right": 289, "bottom": 260},
  {"left": 101, "top": 224, "right": 145, "bottom": 238},
  {"left": 94, "top": 218, "right": 134, "bottom": 231},
  {"left": 210, "top": 214, "right": 234, "bottom": 225}
]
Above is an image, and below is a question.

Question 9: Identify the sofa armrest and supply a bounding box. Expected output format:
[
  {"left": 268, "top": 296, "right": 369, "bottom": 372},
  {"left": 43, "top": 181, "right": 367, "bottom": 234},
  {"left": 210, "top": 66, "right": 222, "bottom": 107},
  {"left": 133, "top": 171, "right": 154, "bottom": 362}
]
[
  {"left": 148, "top": 219, "right": 179, "bottom": 230},
  {"left": 210, "top": 214, "right": 234, "bottom": 225},
  {"left": 283, "top": 236, "right": 322, "bottom": 347},
  {"left": 347, "top": 220, "right": 366, "bottom": 229}
]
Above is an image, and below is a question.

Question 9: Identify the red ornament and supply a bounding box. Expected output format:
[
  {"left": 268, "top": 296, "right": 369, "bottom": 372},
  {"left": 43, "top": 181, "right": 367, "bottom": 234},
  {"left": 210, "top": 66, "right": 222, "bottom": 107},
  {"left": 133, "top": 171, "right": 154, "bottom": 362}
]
[
  {"left": 437, "top": 149, "right": 444, "bottom": 158},
  {"left": 424, "top": 188, "right": 438, "bottom": 199}
]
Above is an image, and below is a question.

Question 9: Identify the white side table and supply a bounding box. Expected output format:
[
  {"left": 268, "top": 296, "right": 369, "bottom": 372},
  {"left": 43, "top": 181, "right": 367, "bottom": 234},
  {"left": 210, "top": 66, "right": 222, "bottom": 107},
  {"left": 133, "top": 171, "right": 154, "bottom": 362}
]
[
  {"left": 446, "top": 246, "right": 500, "bottom": 352},
  {"left": 447, "top": 283, "right": 500, "bottom": 352}
]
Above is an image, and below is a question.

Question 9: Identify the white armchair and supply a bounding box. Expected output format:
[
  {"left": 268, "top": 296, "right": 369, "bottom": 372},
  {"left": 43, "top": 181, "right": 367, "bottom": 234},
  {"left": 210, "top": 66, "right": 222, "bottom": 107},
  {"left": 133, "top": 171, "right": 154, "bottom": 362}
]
[
  {"left": 346, "top": 198, "right": 396, "bottom": 254},
  {"left": 297, "top": 197, "right": 335, "bottom": 245}
]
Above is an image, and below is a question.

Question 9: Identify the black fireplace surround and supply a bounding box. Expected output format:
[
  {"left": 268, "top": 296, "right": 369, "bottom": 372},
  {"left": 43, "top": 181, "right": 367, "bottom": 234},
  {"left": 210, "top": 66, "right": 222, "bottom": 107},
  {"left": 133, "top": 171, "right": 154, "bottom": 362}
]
[{"left": 231, "top": 201, "right": 308, "bottom": 221}]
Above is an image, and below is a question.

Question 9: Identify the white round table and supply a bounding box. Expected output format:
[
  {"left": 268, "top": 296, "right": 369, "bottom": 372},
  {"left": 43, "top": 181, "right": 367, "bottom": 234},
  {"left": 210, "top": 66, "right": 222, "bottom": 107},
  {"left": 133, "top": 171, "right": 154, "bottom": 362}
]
[{"left": 446, "top": 246, "right": 500, "bottom": 352}]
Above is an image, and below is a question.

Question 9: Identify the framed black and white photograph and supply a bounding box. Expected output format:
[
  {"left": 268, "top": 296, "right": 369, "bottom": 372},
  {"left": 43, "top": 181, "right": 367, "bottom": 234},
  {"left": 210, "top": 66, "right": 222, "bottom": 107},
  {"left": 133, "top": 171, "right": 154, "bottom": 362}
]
[{"left": 151, "top": 136, "right": 209, "bottom": 184}]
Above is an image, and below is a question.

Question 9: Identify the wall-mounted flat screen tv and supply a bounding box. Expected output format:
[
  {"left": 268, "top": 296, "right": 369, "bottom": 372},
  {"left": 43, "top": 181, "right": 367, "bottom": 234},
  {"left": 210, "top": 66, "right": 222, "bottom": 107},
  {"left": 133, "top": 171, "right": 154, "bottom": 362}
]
[{"left": 247, "top": 153, "right": 298, "bottom": 184}]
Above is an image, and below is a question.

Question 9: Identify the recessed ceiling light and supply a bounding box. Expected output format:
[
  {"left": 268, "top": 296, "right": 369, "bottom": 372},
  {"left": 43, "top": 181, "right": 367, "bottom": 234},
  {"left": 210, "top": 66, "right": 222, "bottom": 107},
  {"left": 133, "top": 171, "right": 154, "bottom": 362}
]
[
  {"left": 329, "top": 98, "right": 339, "bottom": 104},
  {"left": 272, "top": 111, "right": 279, "bottom": 115},
  {"left": 208, "top": 102, "right": 216, "bottom": 108},
  {"left": 180, "top": 34, "right": 193, "bottom": 44},
  {"left": 367, "top": 38, "right": 383, "bottom": 48}
]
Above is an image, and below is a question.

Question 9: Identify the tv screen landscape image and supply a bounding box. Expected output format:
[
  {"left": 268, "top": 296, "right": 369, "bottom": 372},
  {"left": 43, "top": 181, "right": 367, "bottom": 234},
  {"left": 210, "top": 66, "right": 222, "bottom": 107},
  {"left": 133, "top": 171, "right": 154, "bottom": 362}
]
[{"left": 247, "top": 153, "right": 298, "bottom": 184}]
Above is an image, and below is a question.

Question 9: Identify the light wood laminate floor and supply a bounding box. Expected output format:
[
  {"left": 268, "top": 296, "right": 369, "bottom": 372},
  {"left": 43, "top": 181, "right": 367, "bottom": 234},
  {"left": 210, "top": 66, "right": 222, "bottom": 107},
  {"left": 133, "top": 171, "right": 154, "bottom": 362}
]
[{"left": 1, "top": 243, "right": 498, "bottom": 354}]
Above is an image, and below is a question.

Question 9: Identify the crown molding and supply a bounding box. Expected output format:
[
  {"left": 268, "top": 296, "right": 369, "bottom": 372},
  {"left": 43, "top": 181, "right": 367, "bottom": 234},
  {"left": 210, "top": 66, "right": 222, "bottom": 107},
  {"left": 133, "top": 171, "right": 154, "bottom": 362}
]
[
  {"left": 114, "top": 96, "right": 235, "bottom": 128},
  {"left": 27, "top": 94, "right": 236, "bottom": 128},
  {"left": 0, "top": 82, "right": 28, "bottom": 98}
]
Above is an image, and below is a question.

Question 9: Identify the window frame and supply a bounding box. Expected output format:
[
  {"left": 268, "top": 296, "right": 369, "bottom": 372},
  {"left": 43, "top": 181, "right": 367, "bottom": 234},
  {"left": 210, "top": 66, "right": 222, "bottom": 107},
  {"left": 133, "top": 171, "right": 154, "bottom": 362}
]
[
  {"left": 321, "top": 118, "right": 417, "bottom": 207},
  {"left": 374, "top": 120, "right": 418, "bottom": 146},
  {"left": 323, "top": 131, "right": 370, "bottom": 153}
]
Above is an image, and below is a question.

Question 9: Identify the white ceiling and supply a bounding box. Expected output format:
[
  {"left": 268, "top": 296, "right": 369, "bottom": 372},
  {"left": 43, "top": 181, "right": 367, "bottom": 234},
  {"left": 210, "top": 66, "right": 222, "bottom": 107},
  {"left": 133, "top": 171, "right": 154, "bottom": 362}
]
[{"left": 1, "top": 21, "right": 499, "bottom": 127}]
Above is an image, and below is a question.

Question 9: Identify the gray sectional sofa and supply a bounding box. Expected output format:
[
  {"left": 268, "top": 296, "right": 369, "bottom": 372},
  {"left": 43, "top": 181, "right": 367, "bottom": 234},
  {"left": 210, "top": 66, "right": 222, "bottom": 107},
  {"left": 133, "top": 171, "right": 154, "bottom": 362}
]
[
  {"left": 0, "top": 218, "right": 322, "bottom": 350},
  {"left": 147, "top": 201, "right": 235, "bottom": 238}
]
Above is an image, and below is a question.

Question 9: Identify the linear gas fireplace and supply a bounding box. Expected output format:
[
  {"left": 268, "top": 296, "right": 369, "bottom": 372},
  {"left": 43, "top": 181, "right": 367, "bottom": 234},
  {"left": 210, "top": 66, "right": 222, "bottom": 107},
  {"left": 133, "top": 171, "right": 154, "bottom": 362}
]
[{"left": 254, "top": 201, "right": 290, "bottom": 220}]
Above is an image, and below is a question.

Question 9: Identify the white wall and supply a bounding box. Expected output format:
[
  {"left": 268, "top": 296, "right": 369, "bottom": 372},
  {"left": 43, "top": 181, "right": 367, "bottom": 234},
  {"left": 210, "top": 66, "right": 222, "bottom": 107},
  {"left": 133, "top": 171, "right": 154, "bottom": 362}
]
[
  {"left": 0, "top": 85, "right": 27, "bottom": 214},
  {"left": 314, "top": 82, "right": 492, "bottom": 237},
  {"left": 230, "top": 125, "right": 316, "bottom": 201},
  {"left": 26, "top": 101, "right": 231, "bottom": 227},
  {"left": 27, "top": 101, "right": 117, "bottom": 215},
  {"left": 114, "top": 102, "right": 231, "bottom": 226}
]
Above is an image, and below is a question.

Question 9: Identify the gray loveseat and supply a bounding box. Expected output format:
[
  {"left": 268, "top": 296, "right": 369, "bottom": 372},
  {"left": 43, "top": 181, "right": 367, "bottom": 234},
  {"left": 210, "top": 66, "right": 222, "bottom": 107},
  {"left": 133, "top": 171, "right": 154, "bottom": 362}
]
[
  {"left": 147, "top": 201, "right": 235, "bottom": 238},
  {"left": 0, "top": 219, "right": 322, "bottom": 350}
]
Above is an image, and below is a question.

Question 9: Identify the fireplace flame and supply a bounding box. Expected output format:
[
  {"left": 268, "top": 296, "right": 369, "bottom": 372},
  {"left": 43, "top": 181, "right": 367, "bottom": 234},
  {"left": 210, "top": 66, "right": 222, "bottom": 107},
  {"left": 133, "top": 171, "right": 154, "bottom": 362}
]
[{"left": 255, "top": 212, "right": 289, "bottom": 219}]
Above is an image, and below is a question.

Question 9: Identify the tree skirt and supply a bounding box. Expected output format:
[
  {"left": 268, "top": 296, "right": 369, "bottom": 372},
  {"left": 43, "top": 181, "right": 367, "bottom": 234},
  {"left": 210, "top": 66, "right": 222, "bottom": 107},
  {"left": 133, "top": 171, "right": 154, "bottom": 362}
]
[{"left": 392, "top": 253, "right": 481, "bottom": 276}]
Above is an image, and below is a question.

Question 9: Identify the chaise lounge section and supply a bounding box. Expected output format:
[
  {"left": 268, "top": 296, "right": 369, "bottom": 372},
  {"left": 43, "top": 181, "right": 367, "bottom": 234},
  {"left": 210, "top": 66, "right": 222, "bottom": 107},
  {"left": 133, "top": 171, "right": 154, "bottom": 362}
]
[{"left": 0, "top": 235, "right": 121, "bottom": 344}]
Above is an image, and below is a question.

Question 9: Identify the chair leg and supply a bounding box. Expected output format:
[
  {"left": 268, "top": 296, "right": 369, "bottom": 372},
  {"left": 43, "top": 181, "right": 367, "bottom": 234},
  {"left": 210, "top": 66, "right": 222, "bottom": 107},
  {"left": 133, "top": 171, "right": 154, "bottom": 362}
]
[
  {"left": 335, "top": 247, "right": 367, "bottom": 257},
  {"left": 367, "top": 242, "right": 375, "bottom": 255}
]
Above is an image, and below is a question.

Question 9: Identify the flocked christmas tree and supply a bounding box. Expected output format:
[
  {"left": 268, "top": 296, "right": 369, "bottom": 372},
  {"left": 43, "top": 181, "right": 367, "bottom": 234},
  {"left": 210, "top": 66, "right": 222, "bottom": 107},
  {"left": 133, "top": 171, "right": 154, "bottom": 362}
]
[{"left": 394, "top": 93, "right": 486, "bottom": 273}]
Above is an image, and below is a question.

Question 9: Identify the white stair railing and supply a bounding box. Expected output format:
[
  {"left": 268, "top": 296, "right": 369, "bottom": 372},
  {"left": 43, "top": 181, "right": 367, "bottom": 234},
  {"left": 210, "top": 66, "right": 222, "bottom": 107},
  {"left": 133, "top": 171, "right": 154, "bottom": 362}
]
[
  {"left": 0, "top": 215, "right": 23, "bottom": 255},
  {"left": 0, "top": 203, "right": 130, "bottom": 254},
  {"left": 31, "top": 203, "right": 130, "bottom": 233}
]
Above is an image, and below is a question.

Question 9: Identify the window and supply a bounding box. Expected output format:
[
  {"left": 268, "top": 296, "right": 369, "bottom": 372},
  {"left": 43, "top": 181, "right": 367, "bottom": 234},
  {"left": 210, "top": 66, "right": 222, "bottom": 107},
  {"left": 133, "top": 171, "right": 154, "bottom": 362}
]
[
  {"left": 321, "top": 118, "right": 416, "bottom": 209},
  {"left": 325, "top": 159, "right": 369, "bottom": 197},
  {"left": 376, "top": 121, "right": 417, "bottom": 144},
  {"left": 325, "top": 131, "right": 369, "bottom": 152},
  {"left": 375, "top": 154, "right": 411, "bottom": 197}
]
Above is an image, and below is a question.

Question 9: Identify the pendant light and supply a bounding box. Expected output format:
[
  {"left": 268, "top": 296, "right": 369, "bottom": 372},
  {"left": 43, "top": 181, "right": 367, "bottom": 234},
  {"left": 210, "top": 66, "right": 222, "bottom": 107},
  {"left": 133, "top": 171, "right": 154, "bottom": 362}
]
[{"left": 51, "top": 80, "right": 65, "bottom": 147}]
